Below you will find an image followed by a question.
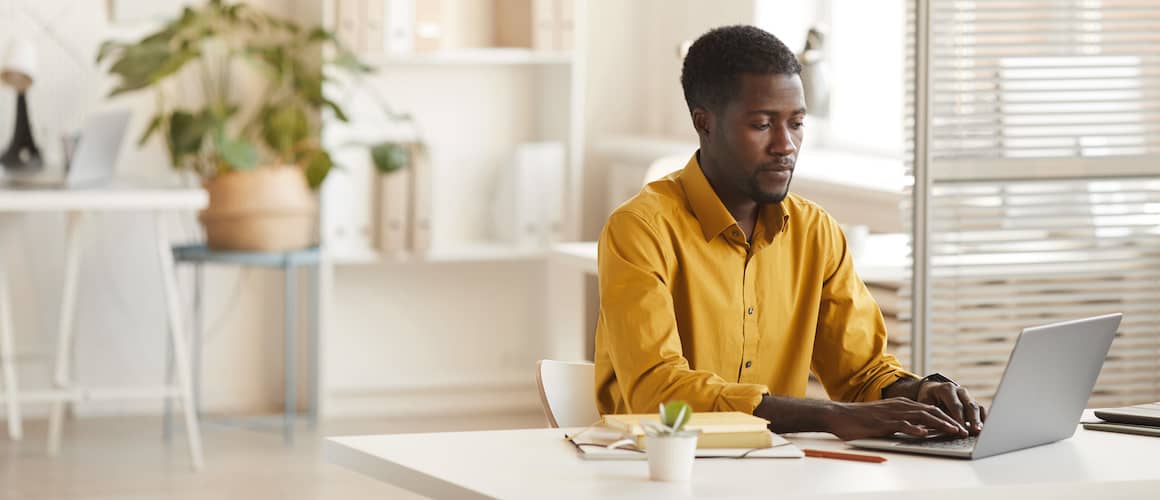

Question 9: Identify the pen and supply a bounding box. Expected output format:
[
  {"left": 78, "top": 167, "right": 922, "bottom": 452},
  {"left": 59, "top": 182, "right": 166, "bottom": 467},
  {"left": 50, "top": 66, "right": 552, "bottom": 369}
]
[{"left": 802, "top": 448, "right": 888, "bottom": 463}]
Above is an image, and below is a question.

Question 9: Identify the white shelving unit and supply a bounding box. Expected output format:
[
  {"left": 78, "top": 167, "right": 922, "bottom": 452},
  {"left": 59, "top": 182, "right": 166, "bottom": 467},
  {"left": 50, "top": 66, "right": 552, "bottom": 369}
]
[
  {"left": 320, "top": 0, "right": 586, "bottom": 263},
  {"left": 316, "top": 0, "right": 587, "bottom": 418},
  {"left": 362, "top": 48, "right": 573, "bottom": 66}
]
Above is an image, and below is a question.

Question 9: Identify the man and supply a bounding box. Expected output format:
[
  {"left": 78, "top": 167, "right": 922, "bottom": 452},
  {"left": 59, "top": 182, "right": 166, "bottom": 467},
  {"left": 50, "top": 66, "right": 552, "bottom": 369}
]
[{"left": 594, "top": 25, "right": 984, "bottom": 441}]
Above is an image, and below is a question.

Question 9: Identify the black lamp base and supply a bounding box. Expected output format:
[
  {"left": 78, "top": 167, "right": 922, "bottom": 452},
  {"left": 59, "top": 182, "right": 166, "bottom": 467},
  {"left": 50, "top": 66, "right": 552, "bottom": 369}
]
[{"left": 1, "top": 91, "right": 43, "bottom": 172}]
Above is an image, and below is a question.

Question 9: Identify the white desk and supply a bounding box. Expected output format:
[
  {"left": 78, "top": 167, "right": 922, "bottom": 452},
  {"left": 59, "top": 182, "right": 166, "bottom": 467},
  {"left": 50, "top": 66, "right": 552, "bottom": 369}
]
[
  {"left": 546, "top": 235, "right": 910, "bottom": 362},
  {"left": 326, "top": 420, "right": 1160, "bottom": 499},
  {"left": 0, "top": 187, "right": 207, "bottom": 469}
]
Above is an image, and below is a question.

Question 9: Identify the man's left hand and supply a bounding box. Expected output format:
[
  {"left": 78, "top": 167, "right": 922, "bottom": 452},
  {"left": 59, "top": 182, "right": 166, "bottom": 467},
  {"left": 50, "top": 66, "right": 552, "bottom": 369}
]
[{"left": 915, "top": 381, "right": 985, "bottom": 435}]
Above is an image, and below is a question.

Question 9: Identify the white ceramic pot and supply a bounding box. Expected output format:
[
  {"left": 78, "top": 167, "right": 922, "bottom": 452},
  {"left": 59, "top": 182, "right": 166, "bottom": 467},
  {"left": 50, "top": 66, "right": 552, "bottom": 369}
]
[{"left": 645, "top": 433, "right": 698, "bottom": 482}]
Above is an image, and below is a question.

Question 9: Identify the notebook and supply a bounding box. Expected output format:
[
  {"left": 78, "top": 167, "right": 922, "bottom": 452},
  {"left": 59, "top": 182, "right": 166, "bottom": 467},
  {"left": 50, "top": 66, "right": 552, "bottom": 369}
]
[{"left": 567, "top": 426, "right": 803, "bottom": 461}]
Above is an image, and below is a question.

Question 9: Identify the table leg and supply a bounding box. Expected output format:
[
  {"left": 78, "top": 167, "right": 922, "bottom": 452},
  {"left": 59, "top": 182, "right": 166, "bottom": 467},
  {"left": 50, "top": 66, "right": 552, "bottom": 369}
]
[
  {"left": 154, "top": 212, "right": 204, "bottom": 470},
  {"left": 284, "top": 263, "right": 296, "bottom": 445},
  {"left": 47, "top": 211, "right": 85, "bottom": 455},
  {"left": 0, "top": 259, "right": 22, "bottom": 440},
  {"left": 162, "top": 322, "right": 174, "bottom": 442},
  {"left": 192, "top": 262, "right": 203, "bottom": 417},
  {"left": 308, "top": 261, "right": 319, "bottom": 427}
]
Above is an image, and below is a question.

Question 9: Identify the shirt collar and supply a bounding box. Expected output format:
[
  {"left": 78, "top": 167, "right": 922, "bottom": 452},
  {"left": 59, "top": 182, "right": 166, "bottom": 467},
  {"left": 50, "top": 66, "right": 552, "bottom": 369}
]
[{"left": 678, "top": 152, "right": 790, "bottom": 244}]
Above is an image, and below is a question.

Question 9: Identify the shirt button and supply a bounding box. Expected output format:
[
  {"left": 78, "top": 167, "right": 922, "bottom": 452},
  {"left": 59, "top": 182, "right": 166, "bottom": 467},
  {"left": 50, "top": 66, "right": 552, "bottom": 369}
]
[
  {"left": 747, "top": 306, "right": 755, "bottom": 315},
  {"left": 745, "top": 361, "right": 753, "bottom": 368},
  {"left": 732, "top": 230, "right": 741, "bottom": 238}
]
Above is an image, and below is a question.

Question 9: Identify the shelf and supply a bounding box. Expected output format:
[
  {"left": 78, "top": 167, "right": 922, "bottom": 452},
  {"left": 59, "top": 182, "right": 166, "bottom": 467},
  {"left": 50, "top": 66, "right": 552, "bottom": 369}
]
[
  {"left": 362, "top": 48, "right": 573, "bottom": 66},
  {"left": 327, "top": 243, "right": 551, "bottom": 265},
  {"left": 328, "top": 248, "right": 382, "bottom": 265},
  {"left": 422, "top": 243, "right": 547, "bottom": 263}
]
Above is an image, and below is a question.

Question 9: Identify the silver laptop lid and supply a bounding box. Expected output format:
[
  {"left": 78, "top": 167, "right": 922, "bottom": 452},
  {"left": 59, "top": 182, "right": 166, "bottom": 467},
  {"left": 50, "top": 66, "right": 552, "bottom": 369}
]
[
  {"left": 972, "top": 313, "right": 1121, "bottom": 459},
  {"left": 65, "top": 109, "right": 130, "bottom": 186}
]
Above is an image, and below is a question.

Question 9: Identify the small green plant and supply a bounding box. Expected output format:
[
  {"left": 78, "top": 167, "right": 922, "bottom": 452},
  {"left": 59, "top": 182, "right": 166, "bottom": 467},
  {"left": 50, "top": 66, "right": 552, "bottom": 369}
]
[
  {"left": 643, "top": 400, "right": 695, "bottom": 437},
  {"left": 97, "top": 0, "right": 405, "bottom": 187}
]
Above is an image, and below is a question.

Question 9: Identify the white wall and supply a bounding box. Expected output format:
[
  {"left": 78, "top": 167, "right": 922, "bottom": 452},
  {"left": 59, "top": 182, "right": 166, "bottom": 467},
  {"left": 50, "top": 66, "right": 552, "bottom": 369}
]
[
  {"left": 0, "top": 0, "right": 314, "bottom": 419},
  {"left": 581, "top": 0, "right": 758, "bottom": 238}
]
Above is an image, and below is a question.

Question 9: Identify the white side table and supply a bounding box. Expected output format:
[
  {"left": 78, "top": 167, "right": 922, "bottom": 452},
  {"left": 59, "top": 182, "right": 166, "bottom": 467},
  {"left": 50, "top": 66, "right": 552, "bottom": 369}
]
[{"left": 0, "top": 186, "right": 207, "bottom": 469}]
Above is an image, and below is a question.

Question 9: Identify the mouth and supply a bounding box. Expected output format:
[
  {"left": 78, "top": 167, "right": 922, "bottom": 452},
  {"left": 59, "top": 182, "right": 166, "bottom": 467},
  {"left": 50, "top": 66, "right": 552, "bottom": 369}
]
[{"left": 758, "top": 168, "right": 793, "bottom": 177}]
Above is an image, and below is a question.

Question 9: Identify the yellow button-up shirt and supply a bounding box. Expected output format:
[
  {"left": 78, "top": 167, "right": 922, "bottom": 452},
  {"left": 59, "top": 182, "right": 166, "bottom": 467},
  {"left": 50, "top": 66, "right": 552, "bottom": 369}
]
[{"left": 595, "top": 154, "right": 913, "bottom": 416}]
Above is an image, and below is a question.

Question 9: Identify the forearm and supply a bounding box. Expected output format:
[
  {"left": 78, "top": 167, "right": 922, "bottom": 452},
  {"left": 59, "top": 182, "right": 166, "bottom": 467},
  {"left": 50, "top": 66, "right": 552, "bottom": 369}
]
[
  {"left": 752, "top": 395, "right": 840, "bottom": 434},
  {"left": 623, "top": 368, "right": 768, "bottom": 414}
]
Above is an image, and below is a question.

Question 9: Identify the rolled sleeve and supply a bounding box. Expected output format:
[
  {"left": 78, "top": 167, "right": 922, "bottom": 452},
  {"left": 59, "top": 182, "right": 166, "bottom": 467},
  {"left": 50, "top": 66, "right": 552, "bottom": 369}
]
[{"left": 810, "top": 216, "right": 916, "bottom": 403}]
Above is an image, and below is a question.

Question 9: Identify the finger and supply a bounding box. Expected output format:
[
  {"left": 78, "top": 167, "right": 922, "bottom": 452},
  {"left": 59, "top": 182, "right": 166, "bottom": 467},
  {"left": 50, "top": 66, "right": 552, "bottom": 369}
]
[
  {"left": 957, "top": 387, "right": 982, "bottom": 434},
  {"left": 906, "top": 407, "right": 967, "bottom": 436},
  {"left": 922, "top": 402, "right": 969, "bottom": 435},
  {"left": 931, "top": 384, "right": 966, "bottom": 429},
  {"left": 891, "top": 420, "right": 929, "bottom": 437}
]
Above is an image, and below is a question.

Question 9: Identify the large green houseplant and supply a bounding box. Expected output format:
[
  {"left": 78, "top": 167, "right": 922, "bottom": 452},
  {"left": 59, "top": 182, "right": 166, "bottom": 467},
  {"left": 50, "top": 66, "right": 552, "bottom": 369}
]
[{"left": 98, "top": 0, "right": 404, "bottom": 250}]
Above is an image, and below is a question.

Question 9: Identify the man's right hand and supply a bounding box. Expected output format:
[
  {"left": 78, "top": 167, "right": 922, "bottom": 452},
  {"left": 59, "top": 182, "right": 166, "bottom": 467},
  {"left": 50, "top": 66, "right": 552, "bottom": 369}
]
[{"left": 823, "top": 397, "right": 969, "bottom": 441}]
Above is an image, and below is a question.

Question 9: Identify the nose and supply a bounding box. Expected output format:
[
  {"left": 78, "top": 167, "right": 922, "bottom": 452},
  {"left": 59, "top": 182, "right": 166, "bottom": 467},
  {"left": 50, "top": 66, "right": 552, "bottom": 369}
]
[{"left": 768, "top": 125, "right": 798, "bottom": 157}]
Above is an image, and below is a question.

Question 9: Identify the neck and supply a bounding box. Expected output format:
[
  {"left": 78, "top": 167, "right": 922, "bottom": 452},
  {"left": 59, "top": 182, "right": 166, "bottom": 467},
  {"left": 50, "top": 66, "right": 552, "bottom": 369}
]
[{"left": 698, "top": 151, "right": 759, "bottom": 233}]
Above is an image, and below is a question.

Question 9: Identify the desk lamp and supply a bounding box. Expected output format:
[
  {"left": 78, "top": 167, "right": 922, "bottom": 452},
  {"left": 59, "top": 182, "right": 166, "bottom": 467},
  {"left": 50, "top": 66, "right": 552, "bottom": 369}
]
[{"left": 0, "top": 38, "right": 41, "bottom": 171}]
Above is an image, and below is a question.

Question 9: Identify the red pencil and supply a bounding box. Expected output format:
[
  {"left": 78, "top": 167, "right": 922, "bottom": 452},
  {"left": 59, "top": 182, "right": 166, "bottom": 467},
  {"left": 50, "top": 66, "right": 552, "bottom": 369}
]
[{"left": 802, "top": 448, "right": 888, "bottom": 463}]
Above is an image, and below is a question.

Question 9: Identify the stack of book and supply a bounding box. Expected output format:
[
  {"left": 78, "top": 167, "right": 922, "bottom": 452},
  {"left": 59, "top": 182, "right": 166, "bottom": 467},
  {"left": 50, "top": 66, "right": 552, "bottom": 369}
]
[{"left": 600, "top": 411, "right": 774, "bottom": 450}]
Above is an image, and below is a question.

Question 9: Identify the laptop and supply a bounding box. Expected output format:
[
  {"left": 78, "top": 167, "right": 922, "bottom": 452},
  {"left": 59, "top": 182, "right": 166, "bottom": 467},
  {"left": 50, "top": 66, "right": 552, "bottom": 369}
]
[
  {"left": 1, "top": 109, "right": 130, "bottom": 188},
  {"left": 1093, "top": 402, "right": 1160, "bottom": 427},
  {"left": 847, "top": 313, "right": 1122, "bottom": 459}
]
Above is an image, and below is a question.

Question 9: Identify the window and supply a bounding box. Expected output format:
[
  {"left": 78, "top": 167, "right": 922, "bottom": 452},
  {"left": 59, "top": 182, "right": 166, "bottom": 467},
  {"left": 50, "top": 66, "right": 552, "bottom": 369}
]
[
  {"left": 906, "top": 0, "right": 1160, "bottom": 407},
  {"left": 756, "top": 0, "right": 907, "bottom": 158}
]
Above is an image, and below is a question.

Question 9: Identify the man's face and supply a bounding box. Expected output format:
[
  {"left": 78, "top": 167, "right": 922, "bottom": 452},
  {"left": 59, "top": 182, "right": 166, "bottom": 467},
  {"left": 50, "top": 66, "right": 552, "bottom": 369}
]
[{"left": 705, "top": 73, "right": 806, "bottom": 205}]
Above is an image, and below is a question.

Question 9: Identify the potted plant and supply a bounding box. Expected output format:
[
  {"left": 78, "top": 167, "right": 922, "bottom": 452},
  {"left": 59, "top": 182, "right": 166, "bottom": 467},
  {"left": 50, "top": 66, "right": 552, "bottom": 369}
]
[
  {"left": 97, "top": 0, "right": 397, "bottom": 251},
  {"left": 643, "top": 400, "right": 700, "bottom": 482}
]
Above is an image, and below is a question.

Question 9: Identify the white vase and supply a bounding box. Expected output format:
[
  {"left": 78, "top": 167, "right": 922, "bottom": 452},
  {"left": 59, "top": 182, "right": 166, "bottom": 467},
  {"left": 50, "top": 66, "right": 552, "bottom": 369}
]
[{"left": 645, "top": 433, "right": 698, "bottom": 482}]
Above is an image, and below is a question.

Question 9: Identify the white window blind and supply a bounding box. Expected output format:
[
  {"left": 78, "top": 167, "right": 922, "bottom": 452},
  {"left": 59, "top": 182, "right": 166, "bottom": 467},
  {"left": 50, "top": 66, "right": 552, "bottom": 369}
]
[{"left": 904, "top": 0, "right": 1160, "bottom": 407}]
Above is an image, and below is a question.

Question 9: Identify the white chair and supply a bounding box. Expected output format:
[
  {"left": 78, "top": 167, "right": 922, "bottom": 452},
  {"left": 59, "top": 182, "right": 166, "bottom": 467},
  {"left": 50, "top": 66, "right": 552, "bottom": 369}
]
[
  {"left": 642, "top": 154, "right": 688, "bottom": 186},
  {"left": 535, "top": 360, "right": 599, "bottom": 428}
]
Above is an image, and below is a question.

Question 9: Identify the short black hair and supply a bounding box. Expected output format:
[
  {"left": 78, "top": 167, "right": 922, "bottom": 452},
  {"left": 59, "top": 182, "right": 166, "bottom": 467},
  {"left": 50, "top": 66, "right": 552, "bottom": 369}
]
[{"left": 680, "top": 25, "right": 801, "bottom": 113}]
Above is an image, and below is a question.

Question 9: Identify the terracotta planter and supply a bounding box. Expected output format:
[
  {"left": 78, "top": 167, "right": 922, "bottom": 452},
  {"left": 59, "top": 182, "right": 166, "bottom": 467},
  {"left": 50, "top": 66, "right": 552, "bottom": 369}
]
[{"left": 199, "top": 166, "right": 318, "bottom": 251}]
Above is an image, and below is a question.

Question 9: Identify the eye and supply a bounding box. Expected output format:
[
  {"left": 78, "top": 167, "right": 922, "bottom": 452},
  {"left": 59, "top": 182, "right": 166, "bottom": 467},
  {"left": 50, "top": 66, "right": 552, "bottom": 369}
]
[
  {"left": 790, "top": 121, "right": 805, "bottom": 130},
  {"left": 752, "top": 123, "right": 771, "bottom": 131}
]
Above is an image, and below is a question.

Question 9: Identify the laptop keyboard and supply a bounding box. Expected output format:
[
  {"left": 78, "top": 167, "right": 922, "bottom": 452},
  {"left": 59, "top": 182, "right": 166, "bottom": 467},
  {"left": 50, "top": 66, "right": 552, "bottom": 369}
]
[{"left": 906, "top": 436, "right": 978, "bottom": 450}]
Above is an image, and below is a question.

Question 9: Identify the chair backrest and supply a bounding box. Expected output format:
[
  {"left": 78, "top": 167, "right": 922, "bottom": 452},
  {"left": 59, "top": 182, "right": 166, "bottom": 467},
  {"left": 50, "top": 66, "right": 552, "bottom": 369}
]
[
  {"left": 536, "top": 360, "right": 599, "bottom": 428},
  {"left": 642, "top": 154, "right": 688, "bottom": 186}
]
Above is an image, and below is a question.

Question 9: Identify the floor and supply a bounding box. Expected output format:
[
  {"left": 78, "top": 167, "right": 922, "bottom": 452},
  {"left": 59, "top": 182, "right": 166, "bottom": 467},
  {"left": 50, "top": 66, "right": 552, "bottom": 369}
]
[{"left": 0, "top": 412, "right": 547, "bottom": 500}]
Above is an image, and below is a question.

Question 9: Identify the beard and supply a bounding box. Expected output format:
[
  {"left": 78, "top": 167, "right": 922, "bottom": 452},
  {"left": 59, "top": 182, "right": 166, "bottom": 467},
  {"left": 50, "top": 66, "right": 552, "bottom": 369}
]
[
  {"left": 745, "top": 173, "right": 792, "bottom": 204},
  {"left": 739, "top": 159, "right": 795, "bottom": 205}
]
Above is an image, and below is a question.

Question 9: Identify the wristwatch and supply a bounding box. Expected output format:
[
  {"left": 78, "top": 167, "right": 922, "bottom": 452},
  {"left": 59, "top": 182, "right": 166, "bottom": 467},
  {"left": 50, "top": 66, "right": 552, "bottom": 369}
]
[{"left": 920, "top": 372, "right": 958, "bottom": 386}]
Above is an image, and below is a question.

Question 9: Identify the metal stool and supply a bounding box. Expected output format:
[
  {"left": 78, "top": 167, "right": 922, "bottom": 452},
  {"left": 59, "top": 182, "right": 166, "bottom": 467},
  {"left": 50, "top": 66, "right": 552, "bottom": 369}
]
[{"left": 164, "top": 244, "right": 321, "bottom": 444}]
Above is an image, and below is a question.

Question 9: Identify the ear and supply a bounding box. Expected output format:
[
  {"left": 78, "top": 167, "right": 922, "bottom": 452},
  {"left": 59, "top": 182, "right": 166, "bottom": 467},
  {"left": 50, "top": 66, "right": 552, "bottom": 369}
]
[{"left": 692, "top": 107, "right": 712, "bottom": 141}]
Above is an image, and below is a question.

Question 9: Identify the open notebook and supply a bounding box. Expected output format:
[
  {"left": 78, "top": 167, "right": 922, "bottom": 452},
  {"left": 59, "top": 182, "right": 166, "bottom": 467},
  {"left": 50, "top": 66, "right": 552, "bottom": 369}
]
[{"left": 566, "top": 426, "right": 803, "bottom": 461}]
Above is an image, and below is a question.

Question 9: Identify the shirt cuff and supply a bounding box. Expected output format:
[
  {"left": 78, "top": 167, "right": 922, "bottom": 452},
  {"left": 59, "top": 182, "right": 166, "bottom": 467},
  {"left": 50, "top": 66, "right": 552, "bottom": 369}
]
[
  {"left": 716, "top": 383, "right": 770, "bottom": 413},
  {"left": 867, "top": 370, "right": 919, "bottom": 401}
]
